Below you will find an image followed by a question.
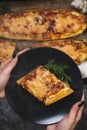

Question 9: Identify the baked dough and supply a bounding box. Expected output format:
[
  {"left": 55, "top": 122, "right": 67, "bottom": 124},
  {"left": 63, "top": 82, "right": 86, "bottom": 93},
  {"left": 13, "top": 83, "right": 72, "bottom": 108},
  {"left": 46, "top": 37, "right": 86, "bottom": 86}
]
[
  {"left": 17, "top": 66, "right": 74, "bottom": 106},
  {"left": 0, "top": 8, "right": 86, "bottom": 40}
]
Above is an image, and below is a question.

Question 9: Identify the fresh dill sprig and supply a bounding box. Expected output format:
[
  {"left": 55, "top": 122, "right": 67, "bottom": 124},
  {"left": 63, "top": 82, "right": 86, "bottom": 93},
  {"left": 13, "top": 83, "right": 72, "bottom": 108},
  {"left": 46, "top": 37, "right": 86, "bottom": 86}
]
[{"left": 44, "top": 59, "right": 72, "bottom": 83}]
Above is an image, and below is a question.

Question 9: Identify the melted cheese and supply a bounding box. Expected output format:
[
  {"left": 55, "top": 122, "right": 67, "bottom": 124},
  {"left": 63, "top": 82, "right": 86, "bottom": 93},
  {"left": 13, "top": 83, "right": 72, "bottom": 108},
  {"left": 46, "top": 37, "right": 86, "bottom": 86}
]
[
  {"left": 17, "top": 66, "right": 74, "bottom": 105},
  {"left": 0, "top": 8, "right": 86, "bottom": 40}
]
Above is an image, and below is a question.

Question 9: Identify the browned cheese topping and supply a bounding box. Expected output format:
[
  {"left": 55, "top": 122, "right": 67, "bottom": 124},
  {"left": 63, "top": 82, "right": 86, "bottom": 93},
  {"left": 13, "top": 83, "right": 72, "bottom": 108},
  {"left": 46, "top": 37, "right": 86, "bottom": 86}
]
[
  {"left": 17, "top": 66, "right": 74, "bottom": 105},
  {"left": 0, "top": 8, "right": 86, "bottom": 40},
  {"left": 32, "top": 39, "right": 87, "bottom": 64}
]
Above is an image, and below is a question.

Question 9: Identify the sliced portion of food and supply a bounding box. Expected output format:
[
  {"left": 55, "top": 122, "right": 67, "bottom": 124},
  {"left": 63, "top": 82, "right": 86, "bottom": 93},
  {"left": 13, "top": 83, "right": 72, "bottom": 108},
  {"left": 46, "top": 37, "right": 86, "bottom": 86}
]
[
  {"left": 32, "top": 39, "right": 87, "bottom": 64},
  {"left": 17, "top": 66, "right": 74, "bottom": 106},
  {"left": 0, "top": 8, "right": 86, "bottom": 40},
  {"left": 0, "top": 39, "right": 16, "bottom": 63}
]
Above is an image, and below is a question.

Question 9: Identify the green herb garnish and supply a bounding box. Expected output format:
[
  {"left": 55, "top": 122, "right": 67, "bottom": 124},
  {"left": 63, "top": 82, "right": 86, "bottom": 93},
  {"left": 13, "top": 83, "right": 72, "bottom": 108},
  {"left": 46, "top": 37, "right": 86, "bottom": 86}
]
[{"left": 44, "top": 59, "right": 72, "bottom": 83}]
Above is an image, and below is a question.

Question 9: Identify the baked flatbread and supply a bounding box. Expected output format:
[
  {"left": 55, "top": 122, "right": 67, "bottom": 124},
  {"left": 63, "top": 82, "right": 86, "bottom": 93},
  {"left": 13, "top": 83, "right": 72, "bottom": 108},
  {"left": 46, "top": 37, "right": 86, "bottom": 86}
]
[
  {"left": 32, "top": 39, "right": 87, "bottom": 64},
  {"left": 0, "top": 8, "right": 86, "bottom": 40},
  {"left": 17, "top": 66, "right": 74, "bottom": 106},
  {"left": 0, "top": 39, "right": 16, "bottom": 63}
]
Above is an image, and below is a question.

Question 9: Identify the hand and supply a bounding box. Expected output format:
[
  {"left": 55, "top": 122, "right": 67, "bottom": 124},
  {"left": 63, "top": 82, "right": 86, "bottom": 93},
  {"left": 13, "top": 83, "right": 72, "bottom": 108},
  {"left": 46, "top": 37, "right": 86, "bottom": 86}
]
[
  {"left": 0, "top": 48, "right": 29, "bottom": 98},
  {"left": 47, "top": 92, "right": 85, "bottom": 130}
]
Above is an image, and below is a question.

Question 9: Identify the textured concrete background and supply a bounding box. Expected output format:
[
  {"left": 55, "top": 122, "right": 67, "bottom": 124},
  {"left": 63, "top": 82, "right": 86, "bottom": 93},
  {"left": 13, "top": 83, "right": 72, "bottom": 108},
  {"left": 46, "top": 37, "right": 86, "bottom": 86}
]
[{"left": 0, "top": 0, "right": 87, "bottom": 130}]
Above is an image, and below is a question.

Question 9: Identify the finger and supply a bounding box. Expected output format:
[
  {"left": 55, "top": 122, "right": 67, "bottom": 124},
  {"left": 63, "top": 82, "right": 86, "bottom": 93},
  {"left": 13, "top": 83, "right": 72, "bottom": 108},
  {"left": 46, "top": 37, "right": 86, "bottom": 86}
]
[
  {"left": 76, "top": 103, "right": 84, "bottom": 123},
  {"left": 3, "top": 56, "right": 18, "bottom": 74},
  {"left": 17, "top": 48, "right": 30, "bottom": 56},
  {"left": 78, "top": 91, "right": 85, "bottom": 107},
  {"left": 47, "top": 124, "right": 57, "bottom": 130},
  {"left": 76, "top": 91, "right": 85, "bottom": 122},
  {"left": 68, "top": 91, "right": 85, "bottom": 125},
  {"left": 3, "top": 48, "right": 30, "bottom": 74},
  {"left": 0, "top": 58, "right": 12, "bottom": 69},
  {"left": 0, "top": 48, "right": 30, "bottom": 69},
  {"left": 12, "top": 48, "right": 30, "bottom": 59},
  {"left": 69, "top": 90, "right": 85, "bottom": 115},
  {"left": 81, "top": 91, "right": 85, "bottom": 101},
  {"left": 68, "top": 101, "right": 81, "bottom": 121}
]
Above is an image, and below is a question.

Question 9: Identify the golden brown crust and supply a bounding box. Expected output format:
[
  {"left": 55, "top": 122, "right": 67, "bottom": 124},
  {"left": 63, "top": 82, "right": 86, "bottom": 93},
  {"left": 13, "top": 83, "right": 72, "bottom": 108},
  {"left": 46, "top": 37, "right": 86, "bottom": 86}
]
[
  {"left": 0, "top": 39, "right": 16, "bottom": 63},
  {"left": 0, "top": 8, "right": 86, "bottom": 40},
  {"left": 17, "top": 66, "right": 74, "bottom": 106},
  {"left": 32, "top": 39, "right": 87, "bottom": 64}
]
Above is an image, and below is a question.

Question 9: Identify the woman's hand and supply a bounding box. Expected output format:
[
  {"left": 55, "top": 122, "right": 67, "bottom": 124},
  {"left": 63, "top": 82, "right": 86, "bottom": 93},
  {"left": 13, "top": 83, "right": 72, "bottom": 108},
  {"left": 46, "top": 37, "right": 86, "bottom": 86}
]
[
  {"left": 47, "top": 92, "right": 84, "bottom": 130},
  {"left": 0, "top": 48, "right": 29, "bottom": 98}
]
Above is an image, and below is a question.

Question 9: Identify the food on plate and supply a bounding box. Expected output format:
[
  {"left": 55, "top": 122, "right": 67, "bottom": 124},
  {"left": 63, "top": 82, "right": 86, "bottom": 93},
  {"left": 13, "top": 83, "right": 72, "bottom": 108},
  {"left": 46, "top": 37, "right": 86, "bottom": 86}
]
[
  {"left": 32, "top": 39, "right": 87, "bottom": 64},
  {"left": 43, "top": 59, "right": 72, "bottom": 83},
  {"left": 17, "top": 65, "right": 74, "bottom": 106},
  {"left": 0, "top": 8, "right": 86, "bottom": 40},
  {"left": 0, "top": 39, "right": 16, "bottom": 63}
]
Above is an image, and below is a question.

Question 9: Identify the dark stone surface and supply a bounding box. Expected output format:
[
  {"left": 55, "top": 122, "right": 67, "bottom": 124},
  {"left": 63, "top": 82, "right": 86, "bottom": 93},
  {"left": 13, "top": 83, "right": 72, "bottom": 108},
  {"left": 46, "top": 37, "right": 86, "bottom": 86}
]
[
  {"left": 0, "top": 98, "right": 46, "bottom": 130},
  {"left": 0, "top": 1, "right": 87, "bottom": 130}
]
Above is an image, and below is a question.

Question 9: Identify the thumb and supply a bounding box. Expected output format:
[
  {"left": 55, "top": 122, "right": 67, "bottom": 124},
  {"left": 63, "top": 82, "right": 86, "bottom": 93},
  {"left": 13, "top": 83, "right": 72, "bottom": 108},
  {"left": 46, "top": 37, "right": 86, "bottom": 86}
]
[
  {"left": 68, "top": 101, "right": 80, "bottom": 120},
  {"left": 69, "top": 99, "right": 84, "bottom": 124},
  {"left": 4, "top": 48, "right": 30, "bottom": 74},
  {"left": 4, "top": 56, "right": 18, "bottom": 74}
]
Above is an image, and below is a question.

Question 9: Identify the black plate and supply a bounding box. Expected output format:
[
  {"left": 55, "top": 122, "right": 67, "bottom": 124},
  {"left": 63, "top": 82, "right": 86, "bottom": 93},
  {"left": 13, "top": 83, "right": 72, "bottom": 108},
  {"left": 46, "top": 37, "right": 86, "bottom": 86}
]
[{"left": 5, "top": 47, "right": 83, "bottom": 125}]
